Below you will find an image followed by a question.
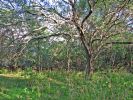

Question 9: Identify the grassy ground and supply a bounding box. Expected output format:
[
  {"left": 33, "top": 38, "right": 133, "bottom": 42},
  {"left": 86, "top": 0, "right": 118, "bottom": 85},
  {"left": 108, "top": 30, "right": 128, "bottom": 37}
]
[{"left": 0, "top": 69, "right": 133, "bottom": 100}]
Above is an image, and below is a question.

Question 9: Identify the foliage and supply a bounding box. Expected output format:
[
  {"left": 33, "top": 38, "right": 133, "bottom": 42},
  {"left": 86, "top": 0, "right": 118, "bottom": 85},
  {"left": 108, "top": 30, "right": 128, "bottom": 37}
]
[
  {"left": 0, "top": 0, "right": 133, "bottom": 76},
  {"left": 0, "top": 70, "right": 133, "bottom": 100}
]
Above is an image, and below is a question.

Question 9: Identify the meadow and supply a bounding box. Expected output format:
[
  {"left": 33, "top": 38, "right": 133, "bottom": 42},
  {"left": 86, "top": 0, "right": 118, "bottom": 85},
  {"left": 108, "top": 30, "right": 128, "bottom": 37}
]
[{"left": 0, "top": 69, "right": 133, "bottom": 100}]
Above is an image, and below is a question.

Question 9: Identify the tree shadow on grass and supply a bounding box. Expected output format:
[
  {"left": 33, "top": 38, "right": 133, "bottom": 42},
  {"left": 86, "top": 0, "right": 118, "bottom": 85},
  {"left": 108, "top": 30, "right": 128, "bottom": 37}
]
[
  {"left": 0, "top": 75, "right": 30, "bottom": 89},
  {"left": 0, "top": 75, "right": 36, "bottom": 100}
]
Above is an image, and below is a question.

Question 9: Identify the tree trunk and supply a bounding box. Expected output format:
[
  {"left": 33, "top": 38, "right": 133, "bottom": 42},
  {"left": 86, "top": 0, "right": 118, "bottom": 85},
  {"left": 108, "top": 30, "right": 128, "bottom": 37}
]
[
  {"left": 79, "top": 32, "right": 94, "bottom": 78},
  {"left": 85, "top": 48, "right": 94, "bottom": 78},
  {"left": 74, "top": 21, "right": 94, "bottom": 78}
]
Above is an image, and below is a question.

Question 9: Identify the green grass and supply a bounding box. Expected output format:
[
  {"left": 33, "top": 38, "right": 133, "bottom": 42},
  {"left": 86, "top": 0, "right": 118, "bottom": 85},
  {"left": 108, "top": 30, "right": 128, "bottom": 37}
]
[{"left": 0, "top": 69, "right": 133, "bottom": 100}]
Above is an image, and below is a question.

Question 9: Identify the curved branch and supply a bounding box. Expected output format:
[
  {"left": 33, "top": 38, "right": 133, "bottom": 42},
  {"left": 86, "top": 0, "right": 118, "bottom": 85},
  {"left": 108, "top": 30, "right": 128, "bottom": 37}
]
[{"left": 81, "top": 0, "right": 93, "bottom": 28}]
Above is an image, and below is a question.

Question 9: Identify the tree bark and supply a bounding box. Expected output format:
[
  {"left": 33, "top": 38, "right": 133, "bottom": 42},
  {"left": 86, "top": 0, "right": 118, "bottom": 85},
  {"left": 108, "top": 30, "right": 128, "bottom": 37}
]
[
  {"left": 76, "top": 25, "right": 94, "bottom": 78},
  {"left": 84, "top": 45, "right": 94, "bottom": 78}
]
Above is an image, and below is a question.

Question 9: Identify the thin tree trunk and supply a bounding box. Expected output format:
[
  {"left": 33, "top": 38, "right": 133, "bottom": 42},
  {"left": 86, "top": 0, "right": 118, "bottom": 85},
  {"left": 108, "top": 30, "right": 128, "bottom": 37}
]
[
  {"left": 79, "top": 33, "right": 94, "bottom": 78},
  {"left": 74, "top": 24, "right": 94, "bottom": 78},
  {"left": 85, "top": 50, "right": 94, "bottom": 79},
  {"left": 73, "top": 18, "right": 94, "bottom": 78}
]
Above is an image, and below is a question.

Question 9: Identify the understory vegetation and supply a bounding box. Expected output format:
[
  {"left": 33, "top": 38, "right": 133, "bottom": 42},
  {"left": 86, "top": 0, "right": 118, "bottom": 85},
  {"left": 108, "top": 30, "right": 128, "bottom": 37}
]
[{"left": 0, "top": 69, "right": 133, "bottom": 100}]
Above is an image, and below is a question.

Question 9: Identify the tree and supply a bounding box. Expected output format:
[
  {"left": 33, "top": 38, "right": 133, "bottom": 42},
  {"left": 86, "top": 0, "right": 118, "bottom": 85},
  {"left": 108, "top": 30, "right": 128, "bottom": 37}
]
[
  {"left": 0, "top": 0, "right": 132, "bottom": 77},
  {"left": 27, "top": 0, "right": 132, "bottom": 77}
]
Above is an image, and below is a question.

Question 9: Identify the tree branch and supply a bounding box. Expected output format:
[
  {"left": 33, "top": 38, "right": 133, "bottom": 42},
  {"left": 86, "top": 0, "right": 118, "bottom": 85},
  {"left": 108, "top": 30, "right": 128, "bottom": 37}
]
[
  {"left": 30, "top": 33, "right": 71, "bottom": 40},
  {"left": 81, "top": 0, "right": 92, "bottom": 28}
]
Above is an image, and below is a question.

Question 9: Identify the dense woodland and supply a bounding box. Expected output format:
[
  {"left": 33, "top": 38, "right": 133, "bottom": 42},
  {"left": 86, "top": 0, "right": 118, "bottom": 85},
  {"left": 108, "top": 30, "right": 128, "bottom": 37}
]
[{"left": 0, "top": 0, "right": 133, "bottom": 75}]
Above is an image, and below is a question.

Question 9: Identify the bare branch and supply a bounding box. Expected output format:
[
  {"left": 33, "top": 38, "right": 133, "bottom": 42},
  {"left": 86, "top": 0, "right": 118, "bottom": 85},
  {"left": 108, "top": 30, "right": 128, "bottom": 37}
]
[
  {"left": 106, "top": 0, "right": 129, "bottom": 25},
  {"left": 52, "top": 8, "right": 70, "bottom": 20},
  {"left": 62, "top": 0, "right": 70, "bottom": 5},
  {"left": 30, "top": 33, "right": 71, "bottom": 40},
  {"left": 81, "top": 0, "right": 92, "bottom": 28}
]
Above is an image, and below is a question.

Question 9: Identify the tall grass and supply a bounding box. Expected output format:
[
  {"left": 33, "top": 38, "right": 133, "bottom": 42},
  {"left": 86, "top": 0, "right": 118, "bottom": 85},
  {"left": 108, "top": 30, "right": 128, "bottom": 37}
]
[{"left": 0, "top": 69, "right": 133, "bottom": 100}]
